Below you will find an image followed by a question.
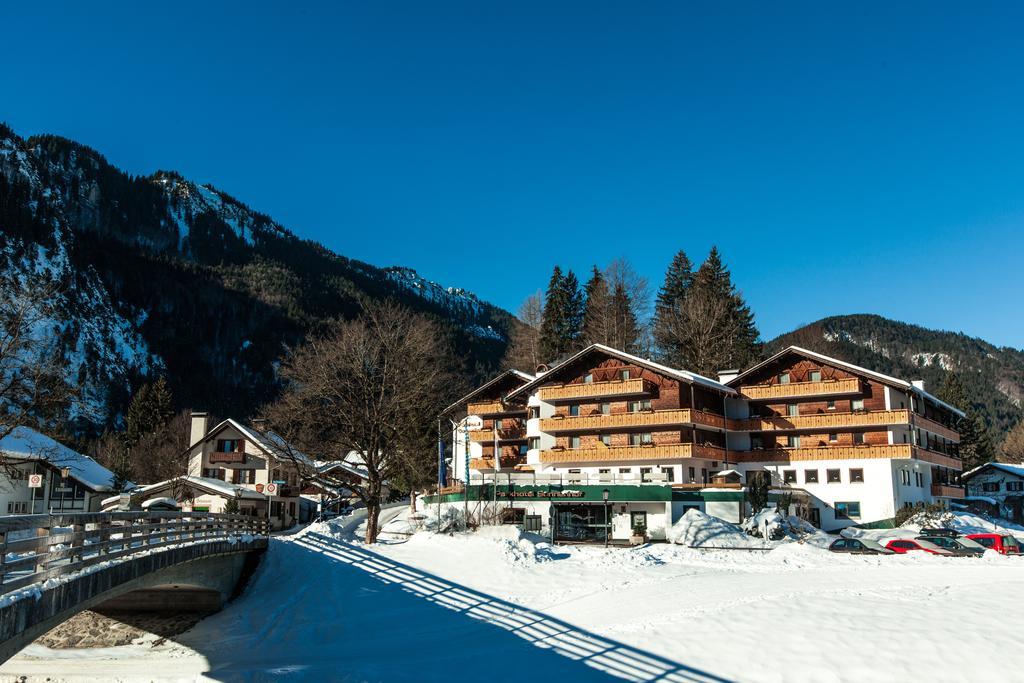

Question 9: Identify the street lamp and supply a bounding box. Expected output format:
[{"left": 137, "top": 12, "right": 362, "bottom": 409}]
[{"left": 603, "top": 488, "right": 610, "bottom": 547}]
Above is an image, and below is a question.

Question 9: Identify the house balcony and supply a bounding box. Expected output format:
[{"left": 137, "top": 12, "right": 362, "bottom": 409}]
[
  {"left": 539, "top": 442, "right": 725, "bottom": 464},
  {"left": 208, "top": 450, "right": 246, "bottom": 464},
  {"left": 930, "top": 483, "right": 966, "bottom": 499},
  {"left": 732, "top": 444, "right": 962, "bottom": 469},
  {"left": 913, "top": 414, "right": 960, "bottom": 442},
  {"left": 738, "top": 377, "right": 862, "bottom": 401},
  {"left": 539, "top": 408, "right": 727, "bottom": 434},
  {"left": 467, "top": 401, "right": 525, "bottom": 417},
  {"left": 469, "top": 456, "right": 525, "bottom": 471},
  {"left": 469, "top": 425, "right": 527, "bottom": 442},
  {"left": 537, "top": 378, "right": 653, "bottom": 403},
  {"left": 734, "top": 409, "right": 911, "bottom": 433}
]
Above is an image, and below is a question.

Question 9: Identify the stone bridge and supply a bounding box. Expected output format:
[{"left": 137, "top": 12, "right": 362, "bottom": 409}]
[{"left": 0, "top": 511, "right": 268, "bottom": 663}]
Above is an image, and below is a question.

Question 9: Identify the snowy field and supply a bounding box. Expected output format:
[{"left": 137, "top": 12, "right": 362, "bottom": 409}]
[{"left": 4, "top": 510, "right": 1024, "bottom": 683}]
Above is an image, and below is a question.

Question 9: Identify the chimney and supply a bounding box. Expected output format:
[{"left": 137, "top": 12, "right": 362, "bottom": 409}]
[
  {"left": 911, "top": 380, "right": 926, "bottom": 392},
  {"left": 251, "top": 418, "right": 267, "bottom": 433},
  {"left": 190, "top": 411, "right": 209, "bottom": 444},
  {"left": 717, "top": 369, "right": 740, "bottom": 384}
]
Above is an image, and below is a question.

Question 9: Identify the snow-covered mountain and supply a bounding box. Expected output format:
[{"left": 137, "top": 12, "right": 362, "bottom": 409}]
[{"left": 0, "top": 125, "right": 513, "bottom": 430}]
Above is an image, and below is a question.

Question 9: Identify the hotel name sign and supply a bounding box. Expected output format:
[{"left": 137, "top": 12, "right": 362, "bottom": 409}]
[{"left": 497, "top": 489, "right": 586, "bottom": 499}]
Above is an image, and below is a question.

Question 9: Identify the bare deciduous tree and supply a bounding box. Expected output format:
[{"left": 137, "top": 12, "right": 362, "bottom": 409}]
[
  {"left": 264, "top": 301, "right": 454, "bottom": 543},
  {"left": 658, "top": 287, "right": 739, "bottom": 377},
  {"left": 502, "top": 291, "right": 544, "bottom": 372}
]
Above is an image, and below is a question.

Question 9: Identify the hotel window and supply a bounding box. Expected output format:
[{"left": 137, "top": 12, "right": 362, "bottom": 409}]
[
  {"left": 783, "top": 470, "right": 797, "bottom": 484},
  {"left": 598, "top": 468, "right": 611, "bottom": 475},
  {"left": 751, "top": 436, "right": 764, "bottom": 450},
  {"left": 778, "top": 372, "right": 791, "bottom": 384},
  {"left": 805, "top": 469, "right": 819, "bottom": 484},
  {"left": 901, "top": 470, "right": 911, "bottom": 486},
  {"left": 203, "top": 467, "right": 225, "bottom": 480},
  {"left": 787, "top": 404, "right": 799, "bottom": 417},
  {"left": 216, "top": 439, "right": 240, "bottom": 453},
  {"left": 495, "top": 419, "right": 504, "bottom": 430},
  {"left": 915, "top": 472, "right": 923, "bottom": 487},
  {"left": 600, "top": 402, "right": 611, "bottom": 415},
  {"left": 600, "top": 434, "right": 611, "bottom": 446},
  {"left": 809, "top": 370, "right": 822, "bottom": 382},
  {"left": 828, "top": 433, "right": 838, "bottom": 443},
  {"left": 584, "top": 373, "right": 594, "bottom": 384},
  {"left": 628, "top": 399, "right": 652, "bottom": 412},
  {"left": 786, "top": 435, "right": 801, "bottom": 448},
  {"left": 661, "top": 467, "right": 675, "bottom": 482},
  {"left": 569, "top": 436, "right": 581, "bottom": 449},
  {"left": 640, "top": 467, "right": 652, "bottom": 482},
  {"left": 529, "top": 406, "right": 540, "bottom": 420},
  {"left": 849, "top": 468, "right": 864, "bottom": 483},
  {"left": 827, "top": 400, "right": 836, "bottom": 410},
  {"left": 568, "top": 469, "right": 581, "bottom": 474},
  {"left": 835, "top": 501, "right": 861, "bottom": 519},
  {"left": 528, "top": 437, "right": 540, "bottom": 450},
  {"left": 852, "top": 432, "right": 865, "bottom": 445},
  {"left": 620, "top": 369, "right": 631, "bottom": 380},
  {"left": 688, "top": 466, "right": 696, "bottom": 482},
  {"left": 629, "top": 432, "right": 653, "bottom": 446},
  {"left": 827, "top": 469, "right": 841, "bottom": 483},
  {"left": 852, "top": 399, "right": 865, "bottom": 412},
  {"left": 619, "top": 467, "right": 631, "bottom": 474},
  {"left": 519, "top": 444, "right": 529, "bottom": 456},
  {"left": 569, "top": 405, "right": 580, "bottom": 417}
]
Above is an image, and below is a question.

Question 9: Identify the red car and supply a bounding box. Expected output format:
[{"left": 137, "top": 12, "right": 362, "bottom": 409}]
[
  {"left": 965, "top": 534, "right": 1022, "bottom": 555},
  {"left": 885, "top": 539, "right": 955, "bottom": 556}
]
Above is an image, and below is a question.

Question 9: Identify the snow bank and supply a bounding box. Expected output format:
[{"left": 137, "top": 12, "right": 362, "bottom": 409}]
[{"left": 667, "top": 510, "right": 767, "bottom": 548}]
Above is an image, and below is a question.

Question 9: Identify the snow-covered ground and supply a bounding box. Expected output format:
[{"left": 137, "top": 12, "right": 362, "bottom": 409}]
[{"left": 4, "top": 510, "right": 1024, "bottom": 682}]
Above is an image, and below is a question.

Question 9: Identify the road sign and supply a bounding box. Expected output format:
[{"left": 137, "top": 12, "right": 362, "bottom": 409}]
[
  {"left": 465, "top": 415, "right": 484, "bottom": 431},
  {"left": 27, "top": 474, "right": 43, "bottom": 488},
  {"left": 265, "top": 483, "right": 278, "bottom": 495},
  {"left": 255, "top": 483, "right": 265, "bottom": 493}
]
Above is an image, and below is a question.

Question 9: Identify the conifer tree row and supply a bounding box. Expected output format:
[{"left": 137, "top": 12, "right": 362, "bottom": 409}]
[{"left": 937, "top": 371, "right": 995, "bottom": 471}]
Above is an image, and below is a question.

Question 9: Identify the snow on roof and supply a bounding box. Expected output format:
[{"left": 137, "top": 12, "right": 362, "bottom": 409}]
[
  {"left": 101, "top": 475, "right": 266, "bottom": 507},
  {"left": 507, "top": 344, "right": 736, "bottom": 400},
  {"left": 0, "top": 426, "right": 121, "bottom": 492},
  {"left": 141, "top": 497, "right": 180, "bottom": 509},
  {"left": 442, "top": 369, "right": 536, "bottom": 415},
  {"left": 714, "top": 469, "right": 743, "bottom": 478},
  {"left": 729, "top": 346, "right": 966, "bottom": 418},
  {"left": 196, "top": 418, "right": 314, "bottom": 466},
  {"left": 962, "top": 462, "right": 1024, "bottom": 480}
]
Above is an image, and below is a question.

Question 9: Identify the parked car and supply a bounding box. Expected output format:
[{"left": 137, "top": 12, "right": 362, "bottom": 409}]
[
  {"left": 885, "top": 539, "right": 956, "bottom": 556},
  {"left": 965, "top": 533, "right": 1022, "bottom": 555},
  {"left": 829, "top": 538, "right": 895, "bottom": 555},
  {"left": 919, "top": 527, "right": 959, "bottom": 538},
  {"left": 917, "top": 535, "right": 986, "bottom": 557}
]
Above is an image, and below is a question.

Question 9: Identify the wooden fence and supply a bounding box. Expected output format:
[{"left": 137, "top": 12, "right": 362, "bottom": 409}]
[{"left": 0, "top": 511, "right": 268, "bottom": 594}]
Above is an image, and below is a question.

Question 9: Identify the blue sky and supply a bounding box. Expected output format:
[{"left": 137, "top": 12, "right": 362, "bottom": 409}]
[{"left": 5, "top": 2, "right": 1023, "bottom": 347}]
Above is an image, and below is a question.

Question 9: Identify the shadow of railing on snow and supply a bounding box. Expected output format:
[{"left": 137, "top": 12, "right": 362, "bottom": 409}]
[{"left": 295, "top": 532, "right": 732, "bottom": 683}]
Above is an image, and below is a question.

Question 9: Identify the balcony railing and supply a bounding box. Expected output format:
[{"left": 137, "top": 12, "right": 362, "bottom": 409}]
[
  {"left": 469, "top": 426, "right": 527, "bottom": 442},
  {"left": 467, "top": 401, "right": 525, "bottom": 417},
  {"left": 208, "top": 450, "right": 246, "bottom": 464},
  {"left": 739, "top": 377, "right": 861, "bottom": 401},
  {"left": 912, "top": 414, "right": 960, "bottom": 442},
  {"left": 539, "top": 442, "right": 725, "bottom": 464},
  {"left": 732, "top": 444, "right": 962, "bottom": 469},
  {"left": 469, "top": 456, "right": 525, "bottom": 471},
  {"left": 539, "top": 408, "right": 727, "bottom": 433},
  {"left": 537, "top": 378, "right": 652, "bottom": 402},
  {"left": 734, "top": 409, "right": 911, "bottom": 432},
  {"left": 930, "top": 483, "right": 966, "bottom": 499}
]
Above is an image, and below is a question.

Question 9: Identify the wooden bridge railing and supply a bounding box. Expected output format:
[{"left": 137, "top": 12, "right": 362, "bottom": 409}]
[{"left": 0, "top": 511, "right": 269, "bottom": 594}]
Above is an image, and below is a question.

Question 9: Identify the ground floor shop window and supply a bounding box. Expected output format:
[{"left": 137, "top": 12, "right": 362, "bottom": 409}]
[
  {"left": 835, "top": 501, "right": 861, "bottom": 519},
  {"left": 552, "top": 504, "right": 609, "bottom": 543}
]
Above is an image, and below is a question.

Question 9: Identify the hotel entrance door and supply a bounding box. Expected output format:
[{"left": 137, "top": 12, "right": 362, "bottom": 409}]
[{"left": 551, "top": 503, "right": 609, "bottom": 543}]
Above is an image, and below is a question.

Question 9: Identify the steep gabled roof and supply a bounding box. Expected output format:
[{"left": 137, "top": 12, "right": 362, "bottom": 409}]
[
  {"left": 0, "top": 426, "right": 122, "bottom": 492},
  {"left": 100, "top": 474, "right": 267, "bottom": 508},
  {"left": 728, "top": 346, "right": 965, "bottom": 418},
  {"left": 507, "top": 344, "right": 736, "bottom": 400},
  {"left": 962, "top": 462, "right": 1024, "bottom": 480},
  {"left": 188, "top": 418, "right": 314, "bottom": 465},
  {"left": 442, "top": 368, "right": 535, "bottom": 415}
]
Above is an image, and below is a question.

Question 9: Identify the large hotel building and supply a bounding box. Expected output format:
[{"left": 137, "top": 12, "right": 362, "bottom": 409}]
[{"left": 438, "top": 344, "right": 964, "bottom": 542}]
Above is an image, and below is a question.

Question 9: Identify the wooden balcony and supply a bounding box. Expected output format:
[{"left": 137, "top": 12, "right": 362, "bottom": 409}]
[
  {"left": 538, "top": 378, "right": 652, "bottom": 402},
  {"left": 539, "top": 408, "right": 727, "bottom": 433},
  {"left": 930, "top": 483, "right": 965, "bottom": 499},
  {"left": 735, "top": 409, "right": 911, "bottom": 432},
  {"left": 469, "top": 425, "right": 526, "bottom": 442},
  {"left": 469, "top": 456, "right": 524, "bottom": 471},
  {"left": 913, "top": 414, "right": 960, "bottom": 442},
  {"left": 739, "top": 377, "right": 861, "bottom": 401},
  {"left": 467, "top": 401, "right": 525, "bottom": 417},
  {"left": 539, "top": 442, "right": 725, "bottom": 464},
  {"left": 732, "top": 444, "right": 962, "bottom": 469},
  {"left": 915, "top": 447, "right": 962, "bottom": 470},
  {"left": 208, "top": 450, "right": 246, "bottom": 464}
]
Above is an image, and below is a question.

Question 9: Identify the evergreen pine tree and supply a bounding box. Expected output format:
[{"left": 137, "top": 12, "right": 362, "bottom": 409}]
[
  {"left": 124, "top": 376, "right": 174, "bottom": 449},
  {"left": 562, "top": 269, "right": 585, "bottom": 352},
  {"left": 937, "top": 371, "right": 994, "bottom": 471},
  {"left": 538, "top": 267, "right": 568, "bottom": 363},
  {"left": 691, "top": 247, "right": 760, "bottom": 370},
  {"left": 653, "top": 250, "right": 694, "bottom": 365},
  {"left": 611, "top": 280, "right": 640, "bottom": 352}
]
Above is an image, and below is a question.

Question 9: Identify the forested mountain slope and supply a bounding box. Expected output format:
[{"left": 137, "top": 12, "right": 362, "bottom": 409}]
[
  {"left": 770, "top": 314, "right": 1024, "bottom": 441},
  {"left": 0, "top": 124, "right": 513, "bottom": 431}
]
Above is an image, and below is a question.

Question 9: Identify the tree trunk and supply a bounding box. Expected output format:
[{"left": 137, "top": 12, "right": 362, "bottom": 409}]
[
  {"left": 409, "top": 491, "right": 417, "bottom": 513},
  {"left": 365, "top": 499, "right": 381, "bottom": 543}
]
